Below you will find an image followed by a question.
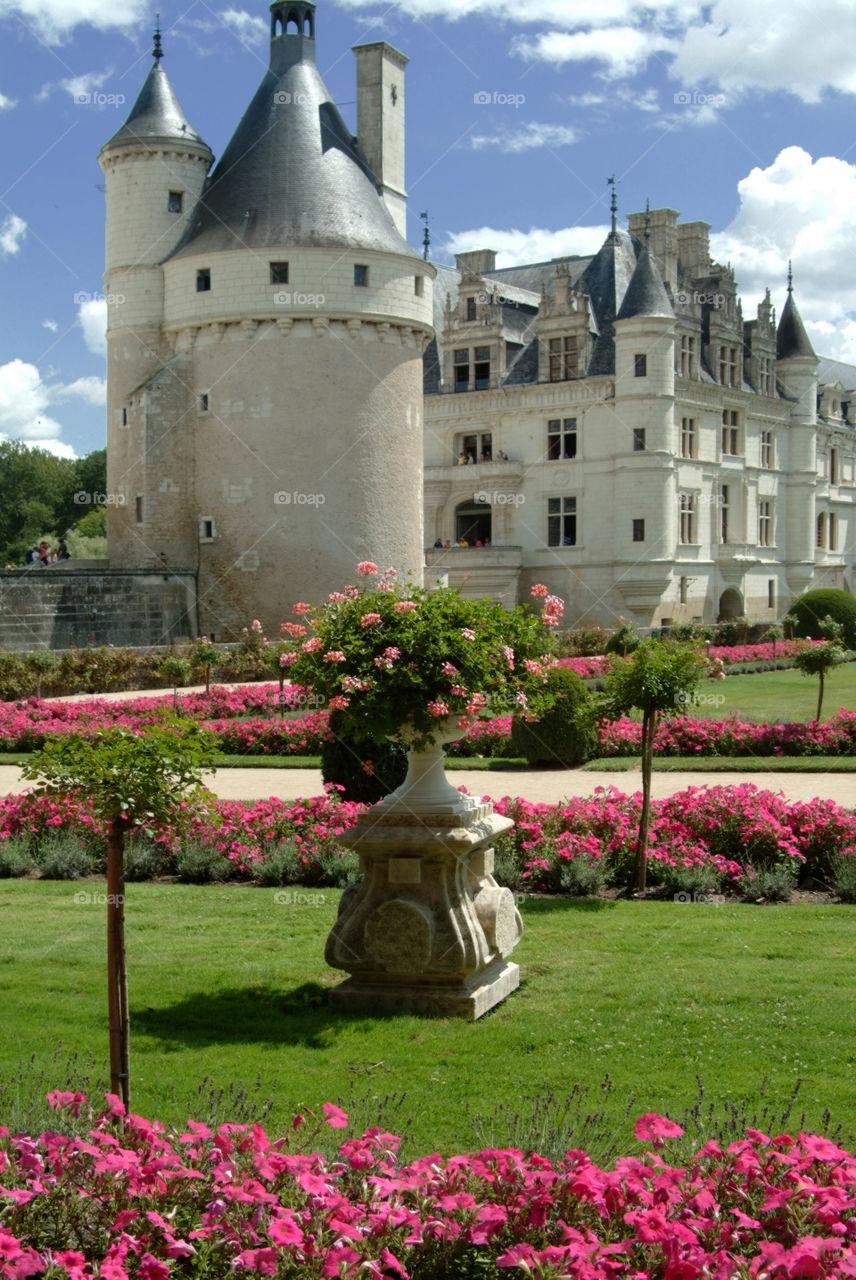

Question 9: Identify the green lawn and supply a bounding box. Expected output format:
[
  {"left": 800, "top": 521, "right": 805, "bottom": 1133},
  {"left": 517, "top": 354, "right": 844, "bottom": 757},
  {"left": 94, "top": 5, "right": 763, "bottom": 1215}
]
[
  {"left": 669, "top": 662, "right": 856, "bottom": 722},
  {"left": 2, "top": 879, "right": 853, "bottom": 1159}
]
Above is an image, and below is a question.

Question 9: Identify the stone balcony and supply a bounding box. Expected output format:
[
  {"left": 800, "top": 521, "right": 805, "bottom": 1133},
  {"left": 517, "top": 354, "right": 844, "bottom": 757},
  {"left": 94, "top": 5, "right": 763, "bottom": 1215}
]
[{"left": 423, "top": 546, "right": 523, "bottom": 605}]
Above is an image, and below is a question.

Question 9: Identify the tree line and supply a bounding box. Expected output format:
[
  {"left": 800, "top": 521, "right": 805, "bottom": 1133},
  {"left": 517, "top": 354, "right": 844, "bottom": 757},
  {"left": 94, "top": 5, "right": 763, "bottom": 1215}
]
[{"left": 0, "top": 441, "right": 107, "bottom": 565}]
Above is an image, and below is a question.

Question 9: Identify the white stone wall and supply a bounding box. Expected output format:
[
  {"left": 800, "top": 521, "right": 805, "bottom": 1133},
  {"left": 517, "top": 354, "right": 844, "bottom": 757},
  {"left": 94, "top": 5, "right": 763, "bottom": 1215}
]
[{"left": 163, "top": 247, "right": 433, "bottom": 331}]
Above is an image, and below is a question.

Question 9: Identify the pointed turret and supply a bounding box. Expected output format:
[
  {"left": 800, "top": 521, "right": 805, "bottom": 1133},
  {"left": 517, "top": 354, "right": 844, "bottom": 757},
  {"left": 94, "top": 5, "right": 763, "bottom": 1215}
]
[
  {"left": 616, "top": 244, "right": 673, "bottom": 320},
  {"left": 776, "top": 263, "right": 816, "bottom": 360},
  {"left": 100, "top": 24, "right": 210, "bottom": 155}
]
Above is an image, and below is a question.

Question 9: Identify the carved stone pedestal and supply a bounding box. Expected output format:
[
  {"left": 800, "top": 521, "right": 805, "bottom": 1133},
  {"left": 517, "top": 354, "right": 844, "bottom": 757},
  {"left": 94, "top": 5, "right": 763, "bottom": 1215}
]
[{"left": 325, "top": 761, "right": 522, "bottom": 1019}]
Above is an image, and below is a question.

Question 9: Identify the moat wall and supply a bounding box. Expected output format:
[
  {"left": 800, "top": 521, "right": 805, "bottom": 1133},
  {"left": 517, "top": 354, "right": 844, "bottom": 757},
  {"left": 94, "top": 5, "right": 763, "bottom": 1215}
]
[{"left": 0, "top": 565, "right": 198, "bottom": 651}]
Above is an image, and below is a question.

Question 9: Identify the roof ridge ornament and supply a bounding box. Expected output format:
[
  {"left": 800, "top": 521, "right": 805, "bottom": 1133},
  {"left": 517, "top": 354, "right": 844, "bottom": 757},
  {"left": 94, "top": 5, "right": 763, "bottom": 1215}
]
[
  {"left": 153, "top": 14, "right": 163, "bottom": 61},
  {"left": 787, "top": 259, "right": 793, "bottom": 294},
  {"left": 607, "top": 174, "right": 617, "bottom": 235}
]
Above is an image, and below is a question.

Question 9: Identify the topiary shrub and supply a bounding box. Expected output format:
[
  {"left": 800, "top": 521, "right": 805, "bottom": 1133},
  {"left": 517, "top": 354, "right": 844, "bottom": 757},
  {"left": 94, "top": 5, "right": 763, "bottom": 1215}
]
[
  {"left": 510, "top": 666, "right": 597, "bottom": 766},
  {"left": 320, "top": 710, "right": 408, "bottom": 804},
  {"left": 786, "top": 588, "right": 856, "bottom": 648}
]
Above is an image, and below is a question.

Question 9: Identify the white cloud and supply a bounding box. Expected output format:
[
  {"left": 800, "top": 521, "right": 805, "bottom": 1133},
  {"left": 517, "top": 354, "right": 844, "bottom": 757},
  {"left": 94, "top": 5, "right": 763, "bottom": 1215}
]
[
  {"left": 0, "top": 91, "right": 16, "bottom": 110},
  {"left": 512, "top": 26, "right": 676, "bottom": 79},
  {"left": 672, "top": 0, "right": 856, "bottom": 104},
  {"left": 78, "top": 297, "right": 107, "bottom": 356},
  {"left": 0, "top": 0, "right": 148, "bottom": 42},
  {"left": 445, "top": 223, "right": 609, "bottom": 268},
  {"left": 220, "top": 7, "right": 267, "bottom": 46},
  {"left": 57, "top": 375, "right": 106, "bottom": 405},
  {"left": 471, "top": 122, "right": 578, "bottom": 152},
  {"left": 37, "top": 68, "right": 116, "bottom": 103},
  {"left": 42, "top": 320, "right": 58, "bottom": 332},
  {"left": 0, "top": 359, "right": 66, "bottom": 447},
  {"left": 0, "top": 214, "right": 26, "bottom": 257},
  {"left": 704, "top": 147, "right": 856, "bottom": 367}
]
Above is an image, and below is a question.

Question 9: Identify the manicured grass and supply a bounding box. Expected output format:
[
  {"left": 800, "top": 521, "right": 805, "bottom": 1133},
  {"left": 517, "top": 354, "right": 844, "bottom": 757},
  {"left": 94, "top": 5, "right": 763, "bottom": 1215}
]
[
  {"left": 585, "top": 755, "right": 856, "bottom": 772},
  {"left": 676, "top": 663, "right": 856, "bottom": 722},
  {"left": 1, "top": 879, "right": 853, "bottom": 1156}
]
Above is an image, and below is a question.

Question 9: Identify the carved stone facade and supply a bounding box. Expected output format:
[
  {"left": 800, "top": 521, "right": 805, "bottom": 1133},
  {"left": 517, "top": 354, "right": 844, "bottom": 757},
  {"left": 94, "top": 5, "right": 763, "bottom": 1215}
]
[{"left": 424, "top": 212, "right": 853, "bottom": 628}]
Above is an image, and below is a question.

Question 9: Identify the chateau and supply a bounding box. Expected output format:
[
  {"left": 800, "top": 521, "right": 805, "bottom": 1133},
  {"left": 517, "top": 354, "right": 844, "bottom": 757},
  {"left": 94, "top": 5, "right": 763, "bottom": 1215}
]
[
  {"left": 423, "top": 204, "right": 855, "bottom": 629},
  {"left": 99, "top": 2, "right": 433, "bottom": 639},
  {"left": 96, "top": 0, "right": 854, "bottom": 640}
]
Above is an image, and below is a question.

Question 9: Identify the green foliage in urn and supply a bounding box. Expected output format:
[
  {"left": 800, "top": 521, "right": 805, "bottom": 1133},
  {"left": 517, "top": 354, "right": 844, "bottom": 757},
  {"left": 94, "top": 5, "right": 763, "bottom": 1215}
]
[{"left": 280, "top": 564, "right": 563, "bottom": 749}]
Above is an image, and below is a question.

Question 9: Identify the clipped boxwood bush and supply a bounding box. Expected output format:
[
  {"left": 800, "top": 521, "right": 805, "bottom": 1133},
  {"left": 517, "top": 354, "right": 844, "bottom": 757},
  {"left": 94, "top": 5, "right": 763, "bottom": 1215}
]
[
  {"left": 510, "top": 666, "right": 597, "bottom": 766},
  {"left": 786, "top": 588, "right": 856, "bottom": 648},
  {"left": 320, "top": 710, "right": 408, "bottom": 804}
]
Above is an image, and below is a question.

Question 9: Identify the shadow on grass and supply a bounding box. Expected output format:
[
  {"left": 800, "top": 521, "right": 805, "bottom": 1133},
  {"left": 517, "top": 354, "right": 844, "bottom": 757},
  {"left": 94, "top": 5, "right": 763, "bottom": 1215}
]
[
  {"left": 517, "top": 896, "right": 617, "bottom": 916},
  {"left": 132, "top": 982, "right": 393, "bottom": 1049}
]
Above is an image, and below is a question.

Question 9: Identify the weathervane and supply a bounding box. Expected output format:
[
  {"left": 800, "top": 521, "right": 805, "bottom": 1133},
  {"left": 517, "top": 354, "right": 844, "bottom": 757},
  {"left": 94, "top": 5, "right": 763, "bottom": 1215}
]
[
  {"left": 153, "top": 13, "right": 163, "bottom": 60},
  {"left": 420, "top": 209, "right": 430, "bottom": 262},
  {"left": 607, "top": 175, "right": 617, "bottom": 235}
]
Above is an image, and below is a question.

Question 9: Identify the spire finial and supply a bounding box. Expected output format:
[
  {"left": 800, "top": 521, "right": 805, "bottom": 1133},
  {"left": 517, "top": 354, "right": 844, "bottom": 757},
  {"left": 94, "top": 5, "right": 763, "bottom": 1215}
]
[
  {"left": 787, "top": 260, "right": 793, "bottom": 294},
  {"left": 644, "top": 199, "right": 651, "bottom": 246},
  {"left": 607, "top": 175, "right": 617, "bottom": 235},
  {"left": 420, "top": 209, "right": 430, "bottom": 262},
  {"left": 153, "top": 14, "right": 163, "bottom": 60}
]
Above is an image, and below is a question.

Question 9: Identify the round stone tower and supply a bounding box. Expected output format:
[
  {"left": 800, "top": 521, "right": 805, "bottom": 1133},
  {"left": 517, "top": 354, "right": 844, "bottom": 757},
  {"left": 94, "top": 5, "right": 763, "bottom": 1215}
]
[
  {"left": 99, "top": 2, "right": 434, "bottom": 639},
  {"left": 98, "top": 25, "right": 214, "bottom": 572}
]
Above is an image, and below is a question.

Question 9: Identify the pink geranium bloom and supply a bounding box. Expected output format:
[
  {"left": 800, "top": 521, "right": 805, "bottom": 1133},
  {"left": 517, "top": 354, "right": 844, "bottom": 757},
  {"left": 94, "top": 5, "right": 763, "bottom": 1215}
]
[
  {"left": 394, "top": 600, "right": 417, "bottom": 612},
  {"left": 530, "top": 583, "right": 548, "bottom": 597},
  {"left": 357, "top": 561, "right": 379, "bottom": 576},
  {"left": 323, "top": 650, "right": 346, "bottom": 663},
  {"left": 292, "top": 602, "right": 312, "bottom": 615},
  {"left": 360, "top": 613, "right": 382, "bottom": 626}
]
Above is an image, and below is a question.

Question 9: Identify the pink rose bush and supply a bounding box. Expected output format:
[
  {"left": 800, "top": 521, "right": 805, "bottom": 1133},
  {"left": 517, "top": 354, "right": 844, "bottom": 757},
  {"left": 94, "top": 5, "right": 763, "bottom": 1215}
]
[{"left": 2, "top": 1094, "right": 856, "bottom": 1279}]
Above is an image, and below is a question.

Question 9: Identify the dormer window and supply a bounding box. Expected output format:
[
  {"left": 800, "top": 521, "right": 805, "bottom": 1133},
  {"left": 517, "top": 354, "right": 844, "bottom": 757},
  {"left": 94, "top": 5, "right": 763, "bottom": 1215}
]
[
  {"left": 549, "top": 336, "right": 578, "bottom": 381},
  {"left": 466, "top": 296, "right": 477, "bottom": 321}
]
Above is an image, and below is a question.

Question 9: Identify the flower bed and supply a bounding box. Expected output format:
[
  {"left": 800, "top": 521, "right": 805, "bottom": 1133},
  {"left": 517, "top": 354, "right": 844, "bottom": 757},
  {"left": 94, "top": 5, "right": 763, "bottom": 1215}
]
[
  {"left": 598, "top": 709, "right": 856, "bottom": 757},
  {"left": 2, "top": 784, "right": 854, "bottom": 894},
  {"left": 2, "top": 1093, "right": 856, "bottom": 1279},
  {"left": 558, "top": 640, "right": 821, "bottom": 679}
]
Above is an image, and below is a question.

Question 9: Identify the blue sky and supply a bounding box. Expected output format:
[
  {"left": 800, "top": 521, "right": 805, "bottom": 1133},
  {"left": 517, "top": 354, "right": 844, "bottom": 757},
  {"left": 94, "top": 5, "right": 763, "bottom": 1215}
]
[{"left": 2, "top": 0, "right": 856, "bottom": 458}]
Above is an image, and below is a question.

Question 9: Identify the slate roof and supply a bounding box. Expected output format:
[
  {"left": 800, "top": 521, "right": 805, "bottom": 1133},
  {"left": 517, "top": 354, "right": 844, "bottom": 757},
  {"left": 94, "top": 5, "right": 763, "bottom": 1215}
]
[
  {"left": 777, "top": 288, "right": 816, "bottom": 360},
  {"left": 169, "top": 16, "right": 415, "bottom": 259},
  {"left": 101, "top": 58, "right": 211, "bottom": 154},
  {"left": 615, "top": 245, "right": 673, "bottom": 320}
]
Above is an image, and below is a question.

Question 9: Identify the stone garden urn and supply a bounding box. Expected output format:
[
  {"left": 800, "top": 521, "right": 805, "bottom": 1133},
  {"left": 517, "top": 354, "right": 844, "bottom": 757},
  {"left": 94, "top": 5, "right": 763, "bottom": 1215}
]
[{"left": 325, "top": 720, "right": 523, "bottom": 1019}]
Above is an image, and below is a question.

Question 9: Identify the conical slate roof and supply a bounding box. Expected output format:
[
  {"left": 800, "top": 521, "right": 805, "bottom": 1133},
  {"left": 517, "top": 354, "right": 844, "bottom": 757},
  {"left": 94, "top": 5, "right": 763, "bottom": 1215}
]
[
  {"left": 101, "top": 56, "right": 210, "bottom": 154},
  {"left": 777, "top": 276, "right": 816, "bottom": 360},
  {"left": 169, "top": 5, "right": 414, "bottom": 259},
  {"left": 616, "top": 244, "right": 673, "bottom": 320},
  {"left": 581, "top": 229, "right": 637, "bottom": 375}
]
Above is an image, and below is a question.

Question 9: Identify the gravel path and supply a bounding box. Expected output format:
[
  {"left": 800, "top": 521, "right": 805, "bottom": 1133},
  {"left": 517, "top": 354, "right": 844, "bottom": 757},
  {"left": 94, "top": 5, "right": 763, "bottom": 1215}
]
[{"left": 0, "top": 764, "right": 851, "bottom": 807}]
